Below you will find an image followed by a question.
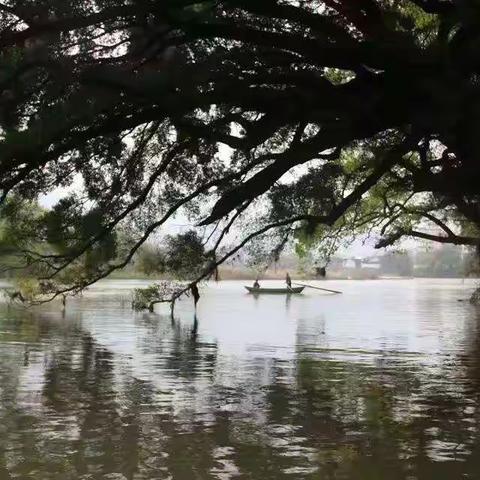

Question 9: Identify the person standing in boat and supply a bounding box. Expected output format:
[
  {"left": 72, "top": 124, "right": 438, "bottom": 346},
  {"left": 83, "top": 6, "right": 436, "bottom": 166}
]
[
  {"left": 253, "top": 278, "right": 260, "bottom": 289},
  {"left": 286, "top": 272, "right": 292, "bottom": 290}
]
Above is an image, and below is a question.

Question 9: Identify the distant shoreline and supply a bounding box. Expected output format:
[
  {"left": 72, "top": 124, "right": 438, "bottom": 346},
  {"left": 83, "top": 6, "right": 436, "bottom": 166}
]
[
  {"left": 101, "top": 270, "right": 480, "bottom": 281},
  {"left": 1, "top": 271, "right": 477, "bottom": 287}
]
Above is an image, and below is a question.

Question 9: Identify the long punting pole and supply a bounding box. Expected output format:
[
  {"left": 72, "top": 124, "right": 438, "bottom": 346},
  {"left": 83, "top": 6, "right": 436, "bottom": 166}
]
[{"left": 293, "top": 282, "right": 343, "bottom": 294}]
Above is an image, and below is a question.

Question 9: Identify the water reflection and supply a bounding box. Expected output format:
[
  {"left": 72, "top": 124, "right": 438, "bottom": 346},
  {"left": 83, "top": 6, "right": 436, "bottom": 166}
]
[{"left": 0, "top": 280, "right": 479, "bottom": 479}]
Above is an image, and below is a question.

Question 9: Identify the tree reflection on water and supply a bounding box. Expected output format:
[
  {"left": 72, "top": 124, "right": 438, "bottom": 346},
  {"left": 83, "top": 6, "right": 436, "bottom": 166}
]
[{"left": 0, "top": 301, "right": 479, "bottom": 479}]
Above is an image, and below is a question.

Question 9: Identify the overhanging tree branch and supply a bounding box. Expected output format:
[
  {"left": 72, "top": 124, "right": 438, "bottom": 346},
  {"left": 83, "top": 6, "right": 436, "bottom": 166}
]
[{"left": 376, "top": 229, "right": 479, "bottom": 249}]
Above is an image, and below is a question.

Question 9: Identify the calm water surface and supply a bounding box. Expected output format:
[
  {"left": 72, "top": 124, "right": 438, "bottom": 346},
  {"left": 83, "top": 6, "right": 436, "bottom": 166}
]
[{"left": 0, "top": 279, "right": 480, "bottom": 479}]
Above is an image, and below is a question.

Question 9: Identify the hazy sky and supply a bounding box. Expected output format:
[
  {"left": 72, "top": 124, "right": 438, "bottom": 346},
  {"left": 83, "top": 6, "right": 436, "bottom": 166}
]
[
  {"left": 39, "top": 187, "right": 410, "bottom": 259},
  {"left": 38, "top": 158, "right": 430, "bottom": 259}
]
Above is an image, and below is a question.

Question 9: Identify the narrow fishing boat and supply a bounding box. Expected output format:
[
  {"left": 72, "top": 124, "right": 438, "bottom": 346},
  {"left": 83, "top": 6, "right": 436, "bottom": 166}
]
[{"left": 244, "top": 286, "right": 304, "bottom": 294}]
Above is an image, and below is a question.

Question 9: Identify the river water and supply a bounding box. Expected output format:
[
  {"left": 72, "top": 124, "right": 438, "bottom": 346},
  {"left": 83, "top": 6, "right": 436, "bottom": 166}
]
[{"left": 0, "top": 278, "right": 479, "bottom": 479}]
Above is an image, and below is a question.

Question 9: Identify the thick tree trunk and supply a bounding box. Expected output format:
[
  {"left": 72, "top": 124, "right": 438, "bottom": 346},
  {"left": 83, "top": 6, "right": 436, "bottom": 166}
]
[
  {"left": 470, "top": 287, "right": 480, "bottom": 305},
  {"left": 469, "top": 248, "right": 480, "bottom": 304}
]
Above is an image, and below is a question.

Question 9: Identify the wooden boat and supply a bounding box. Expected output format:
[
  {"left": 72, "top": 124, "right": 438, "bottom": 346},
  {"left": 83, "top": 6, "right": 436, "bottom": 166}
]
[{"left": 245, "top": 286, "right": 304, "bottom": 294}]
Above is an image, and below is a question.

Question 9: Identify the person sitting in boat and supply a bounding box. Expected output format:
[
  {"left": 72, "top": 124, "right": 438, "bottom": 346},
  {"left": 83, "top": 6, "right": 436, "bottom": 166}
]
[
  {"left": 286, "top": 272, "right": 292, "bottom": 290},
  {"left": 253, "top": 278, "right": 260, "bottom": 289}
]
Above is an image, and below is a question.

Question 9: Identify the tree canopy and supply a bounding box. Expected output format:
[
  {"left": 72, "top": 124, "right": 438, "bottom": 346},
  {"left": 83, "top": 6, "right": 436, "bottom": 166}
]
[{"left": 0, "top": 0, "right": 479, "bottom": 301}]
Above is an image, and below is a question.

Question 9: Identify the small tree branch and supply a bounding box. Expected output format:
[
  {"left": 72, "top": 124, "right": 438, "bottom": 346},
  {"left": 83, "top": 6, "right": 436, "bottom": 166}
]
[{"left": 376, "top": 229, "right": 479, "bottom": 249}]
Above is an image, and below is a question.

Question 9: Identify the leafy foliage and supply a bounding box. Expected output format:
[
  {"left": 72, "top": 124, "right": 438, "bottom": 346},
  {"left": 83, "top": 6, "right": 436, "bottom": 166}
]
[
  {"left": 132, "top": 281, "right": 184, "bottom": 311},
  {"left": 162, "top": 231, "right": 211, "bottom": 280},
  {"left": 136, "top": 244, "right": 165, "bottom": 277},
  {"left": 136, "top": 231, "right": 212, "bottom": 279}
]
